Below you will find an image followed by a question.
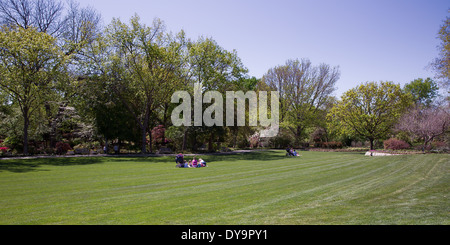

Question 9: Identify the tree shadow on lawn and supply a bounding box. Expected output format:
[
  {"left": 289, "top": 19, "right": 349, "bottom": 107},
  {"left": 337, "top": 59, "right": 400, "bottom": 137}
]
[
  {"left": 0, "top": 150, "right": 287, "bottom": 173},
  {"left": 198, "top": 150, "right": 287, "bottom": 163},
  {"left": 100, "top": 150, "right": 287, "bottom": 164},
  {"left": 0, "top": 157, "right": 106, "bottom": 173}
]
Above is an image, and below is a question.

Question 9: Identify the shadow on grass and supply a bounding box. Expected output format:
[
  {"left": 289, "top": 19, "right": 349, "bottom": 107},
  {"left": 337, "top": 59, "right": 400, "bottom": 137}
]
[
  {"left": 0, "top": 150, "right": 287, "bottom": 173},
  {"left": 94, "top": 151, "right": 287, "bottom": 164},
  {"left": 199, "top": 150, "right": 287, "bottom": 163},
  {"left": 0, "top": 157, "right": 106, "bottom": 173}
]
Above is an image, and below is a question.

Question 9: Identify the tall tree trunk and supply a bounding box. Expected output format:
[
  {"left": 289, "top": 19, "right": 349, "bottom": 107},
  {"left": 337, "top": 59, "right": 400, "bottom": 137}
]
[
  {"left": 140, "top": 106, "right": 151, "bottom": 154},
  {"left": 208, "top": 133, "right": 214, "bottom": 152},
  {"left": 23, "top": 109, "right": 30, "bottom": 155},
  {"left": 44, "top": 102, "right": 52, "bottom": 148},
  {"left": 148, "top": 127, "right": 153, "bottom": 153},
  {"left": 141, "top": 126, "right": 147, "bottom": 154},
  {"left": 104, "top": 136, "right": 108, "bottom": 154},
  {"left": 161, "top": 103, "right": 169, "bottom": 145},
  {"left": 422, "top": 137, "right": 431, "bottom": 153},
  {"left": 192, "top": 131, "right": 197, "bottom": 151},
  {"left": 232, "top": 127, "right": 238, "bottom": 148},
  {"left": 182, "top": 127, "right": 188, "bottom": 151},
  {"left": 295, "top": 125, "right": 303, "bottom": 147}
]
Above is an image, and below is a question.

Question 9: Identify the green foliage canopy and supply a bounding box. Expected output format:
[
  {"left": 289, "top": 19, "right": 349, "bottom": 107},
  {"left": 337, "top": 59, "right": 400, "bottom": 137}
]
[
  {"left": 329, "top": 81, "right": 412, "bottom": 150},
  {"left": 404, "top": 78, "right": 439, "bottom": 106},
  {"left": 0, "top": 26, "right": 67, "bottom": 154}
]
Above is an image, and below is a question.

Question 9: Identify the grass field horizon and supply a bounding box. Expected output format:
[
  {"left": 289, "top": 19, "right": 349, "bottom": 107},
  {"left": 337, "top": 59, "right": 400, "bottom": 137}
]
[{"left": 0, "top": 150, "right": 448, "bottom": 225}]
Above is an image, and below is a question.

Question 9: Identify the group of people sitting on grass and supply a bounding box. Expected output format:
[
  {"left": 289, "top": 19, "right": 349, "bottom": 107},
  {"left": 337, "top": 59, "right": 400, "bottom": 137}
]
[
  {"left": 286, "top": 147, "right": 300, "bottom": 157},
  {"left": 175, "top": 153, "right": 207, "bottom": 168}
]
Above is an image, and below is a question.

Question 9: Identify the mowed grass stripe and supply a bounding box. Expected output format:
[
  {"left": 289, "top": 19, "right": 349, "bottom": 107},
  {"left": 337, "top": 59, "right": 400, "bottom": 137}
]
[
  {"left": 223, "top": 157, "right": 396, "bottom": 219},
  {"left": 0, "top": 153, "right": 426, "bottom": 223},
  {"left": 0, "top": 153, "right": 421, "bottom": 223},
  {"left": 2, "top": 153, "right": 363, "bottom": 223},
  {"left": 0, "top": 151, "right": 448, "bottom": 224}
]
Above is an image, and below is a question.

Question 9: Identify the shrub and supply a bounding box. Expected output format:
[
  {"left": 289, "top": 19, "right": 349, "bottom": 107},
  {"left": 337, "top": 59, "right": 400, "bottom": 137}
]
[
  {"left": 151, "top": 125, "right": 166, "bottom": 146},
  {"left": 269, "top": 135, "right": 292, "bottom": 149},
  {"left": 55, "top": 142, "right": 71, "bottom": 155},
  {"left": 0, "top": 147, "right": 8, "bottom": 156},
  {"left": 383, "top": 138, "right": 410, "bottom": 150},
  {"left": 249, "top": 134, "right": 260, "bottom": 148},
  {"left": 429, "top": 141, "right": 449, "bottom": 153},
  {"left": 325, "top": 141, "right": 343, "bottom": 149},
  {"left": 44, "top": 147, "right": 55, "bottom": 155},
  {"left": 73, "top": 143, "right": 91, "bottom": 154},
  {"left": 316, "top": 141, "right": 343, "bottom": 149}
]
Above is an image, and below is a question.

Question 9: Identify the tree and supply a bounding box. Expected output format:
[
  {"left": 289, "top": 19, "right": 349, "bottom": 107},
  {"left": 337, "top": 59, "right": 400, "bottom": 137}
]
[
  {"left": 73, "top": 73, "right": 140, "bottom": 151},
  {"left": 88, "top": 15, "right": 186, "bottom": 153},
  {"left": 431, "top": 12, "right": 449, "bottom": 90},
  {"left": 93, "top": 99, "right": 141, "bottom": 150},
  {"left": 185, "top": 37, "right": 248, "bottom": 151},
  {"left": 329, "top": 81, "right": 412, "bottom": 150},
  {"left": 226, "top": 76, "right": 259, "bottom": 148},
  {"left": 0, "top": 26, "right": 66, "bottom": 154},
  {"left": 0, "top": 0, "right": 103, "bottom": 85},
  {"left": 396, "top": 105, "right": 450, "bottom": 152},
  {"left": 0, "top": 0, "right": 101, "bottom": 45},
  {"left": 0, "top": 0, "right": 64, "bottom": 35},
  {"left": 0, "top": 0, "right": 101, "bottom": 152},
  {"left": 404, "top": 78, "right": 439, "bottom": 106},
  {"left": 262, "top": 58, "right": 340, "bottom": 145},
  {"left": 187, "top": 37, "right": 247, "bottom": 91}
]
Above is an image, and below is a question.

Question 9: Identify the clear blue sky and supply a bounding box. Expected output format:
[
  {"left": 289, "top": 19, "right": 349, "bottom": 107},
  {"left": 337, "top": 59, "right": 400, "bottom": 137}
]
[{"left": 77, "top": 0, "right": 449, "bottom": 97}]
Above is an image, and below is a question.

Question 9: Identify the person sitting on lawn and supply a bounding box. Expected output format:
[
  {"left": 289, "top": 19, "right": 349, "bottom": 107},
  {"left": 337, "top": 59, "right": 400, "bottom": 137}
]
[
  {"left": 199, "top": 158, "right": 207, "bottom": 167},
  {"left": 192, "top": 157, "right": 198, "bottom": 168},
  {"left": 286, "top": 147, "right": 295, "bottom": 156},
  {"left": 175, "top": 153, "right": 184, "bottom": 163}
]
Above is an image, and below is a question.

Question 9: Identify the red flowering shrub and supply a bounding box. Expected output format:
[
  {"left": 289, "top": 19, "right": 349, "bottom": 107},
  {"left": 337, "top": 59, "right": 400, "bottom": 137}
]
[
  {"left": 151, "top": 125, "right": 166, "bottom": 144},
  {"left": 55, "top": 142, "right": 71, "bottom": 155},
  {"left": 0, "top": 147, "right": 9, "bottom": 153},
  {"left": 383, "top": 138, "right": 410, "bottom": 150}
]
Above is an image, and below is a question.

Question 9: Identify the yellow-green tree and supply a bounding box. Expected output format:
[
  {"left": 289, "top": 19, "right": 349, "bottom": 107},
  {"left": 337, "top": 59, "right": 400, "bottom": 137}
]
[
  {"left": 87, "top": 15, "right": 187, "bottom": 153},
  {"left": 328, "top": 81, "right": 412, "bottom": 150},
  {"left": 185, "top": 37, "right": 248, "bottom": 151},
  {"left": 0, "top": 26, "right": 66, "bottom": 154}
]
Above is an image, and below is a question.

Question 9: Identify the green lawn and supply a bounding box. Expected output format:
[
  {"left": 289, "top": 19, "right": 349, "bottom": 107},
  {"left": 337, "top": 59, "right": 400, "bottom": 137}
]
[{"left": 0, "top": 150, "right": 448, "bottom": 224}]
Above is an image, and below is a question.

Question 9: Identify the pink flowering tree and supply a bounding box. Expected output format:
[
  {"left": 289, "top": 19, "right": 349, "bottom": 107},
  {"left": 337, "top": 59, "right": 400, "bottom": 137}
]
[
  {"left": 396, "top": 105, "right": 450, "bottom": 152},
  {"left": 249, "top": 133, "right": 260, "bottom": 148}
]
